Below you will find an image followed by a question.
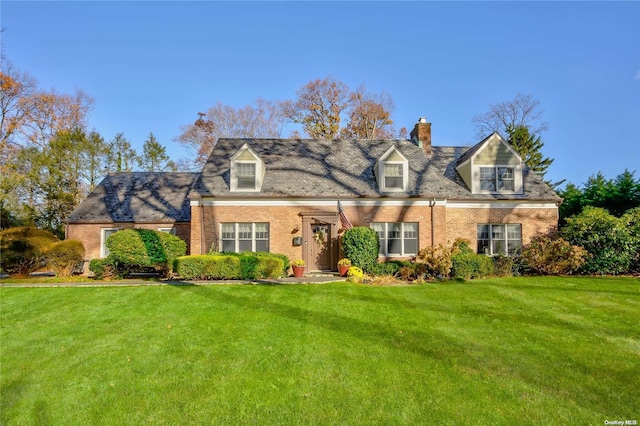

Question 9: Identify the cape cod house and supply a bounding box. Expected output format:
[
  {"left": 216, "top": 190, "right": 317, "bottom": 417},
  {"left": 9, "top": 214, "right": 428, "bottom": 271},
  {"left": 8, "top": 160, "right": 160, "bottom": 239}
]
[{"left": 66, "top": 119, "right": 561, "bottom": 272}]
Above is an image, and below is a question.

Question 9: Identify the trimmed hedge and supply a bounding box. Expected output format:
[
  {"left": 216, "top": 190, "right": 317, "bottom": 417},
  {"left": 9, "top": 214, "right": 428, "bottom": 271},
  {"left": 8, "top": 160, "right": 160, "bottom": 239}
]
[
  {"left": 451, "top": 252, "right": 494, "bottom": 280},
  {"left": 174, "top": 253, "right": 285, "bottom": 280},
  {"left": 45, "top": 240, "right": 85, "bottom": 277},
  {"left": 105, "top": 229, "right": 187, "bottom": 277},
  {"left": 223, "top": 251, "right": 291, "bottom": 277}
]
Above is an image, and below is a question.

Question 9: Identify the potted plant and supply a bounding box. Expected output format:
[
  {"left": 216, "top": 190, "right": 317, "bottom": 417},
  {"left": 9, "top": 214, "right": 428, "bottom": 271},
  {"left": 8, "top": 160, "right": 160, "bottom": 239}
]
[
  {"left": 337, "top": 258, "right": 351, "bottom": 277},
  {"left": 291, "top": 259, "right": 305, "bottom": 278}
]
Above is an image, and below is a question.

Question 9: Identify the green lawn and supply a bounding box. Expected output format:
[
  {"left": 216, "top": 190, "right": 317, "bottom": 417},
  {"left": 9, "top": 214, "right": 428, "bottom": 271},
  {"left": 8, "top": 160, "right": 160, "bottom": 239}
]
[{"left": 1, "top": 277, "right": 638, "bottom": 425}]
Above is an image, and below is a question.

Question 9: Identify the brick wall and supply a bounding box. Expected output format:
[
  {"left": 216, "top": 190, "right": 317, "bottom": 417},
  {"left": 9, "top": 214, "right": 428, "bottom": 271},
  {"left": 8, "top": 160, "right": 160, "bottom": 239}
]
[
  {"left": 67, "top": 222, "right": 191, "bottom": 261},
  {"left": 189, "top": 202, "right": 558, "bottom": 260},
  {"left": 445, "top": 207, "right": 558, "bottom": 249},
  {"left": 190, "top": 203, "right": 436, "bottom": 261},
  {"left": 69, "top": 203, "right": 558, "bottom": 269}
]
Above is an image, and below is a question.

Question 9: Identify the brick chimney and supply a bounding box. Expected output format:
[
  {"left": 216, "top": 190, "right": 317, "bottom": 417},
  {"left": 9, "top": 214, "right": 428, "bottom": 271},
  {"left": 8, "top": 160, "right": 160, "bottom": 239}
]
[{"left": 410, "top": 117, "right": 432, "bottom": 156}]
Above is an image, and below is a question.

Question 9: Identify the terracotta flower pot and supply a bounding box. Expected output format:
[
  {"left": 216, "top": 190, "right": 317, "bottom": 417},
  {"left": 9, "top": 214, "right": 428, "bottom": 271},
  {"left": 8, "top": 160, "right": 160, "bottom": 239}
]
[
  {"left": 292, "top": 265, "right": 305, "bottom": 278},
  {"left": 338, "top": 264, "right": 350, "bottom": 277}
]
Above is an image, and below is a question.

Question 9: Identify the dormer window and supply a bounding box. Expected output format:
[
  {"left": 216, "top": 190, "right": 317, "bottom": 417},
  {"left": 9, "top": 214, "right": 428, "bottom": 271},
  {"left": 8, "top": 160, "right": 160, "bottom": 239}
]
[
  {"left": 455, "top": 133, "right": 524, "bottom": 195},
  {"left": 384, "top": 163, "right": 404, "bottom": 189},
  {"left": 480, "top": 167, "right": 514, "bottom": 192},
  {"left": 237, "top": 163, "right": 257, "bottom": 189},
  {"left": 375, "top": 146, "right": 409, "bottom": 192},
  {"left": 230, "top": 143, "right": 264, "bottom": 192}
]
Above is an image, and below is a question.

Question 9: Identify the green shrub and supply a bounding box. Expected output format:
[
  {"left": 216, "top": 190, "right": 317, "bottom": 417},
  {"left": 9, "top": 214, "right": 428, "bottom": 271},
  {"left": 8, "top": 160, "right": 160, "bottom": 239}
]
[
  {"left": 369, "top": 261, "right": 402, "bottom": 277},
  {"left": 451, "top": 253, "right": 474, "bottom": 280},
  {"left": 561, "top": 207, "right": 633, "bottom": 275},
  {"left": 492, "top": 254, "right": 515, "bottom": 277},
  {"left": 520, "top": 235, "right": 587, "bottom": 275},
  {"left": 257, "top": 252, "right": 290, "bottom": 276},
  {"left": 0, "top": 227, "right": 59, "bottom": 275},
  {"left": 451, "top": 252, "right": 494, "bottom": 280},
  {"left": 342, "top": 226, "right": 380, "bottom": 272},
  {"left": 106, "top": 229, "right": 187, "bottom": 277},
  {"left": 174, "top": 254, "right": 284, "bottom": 280},
  {"left": 623, "top": 207, "right": 640, "bottom": 273},
  {"left": 255, "top": 256, "right": 284, "bottom": 279},
  {"left": 44, "top": 240, "right": 85, "bottom": 277},
  {"left": 89, "top": 258, "right": 115, "bottom": 279}
]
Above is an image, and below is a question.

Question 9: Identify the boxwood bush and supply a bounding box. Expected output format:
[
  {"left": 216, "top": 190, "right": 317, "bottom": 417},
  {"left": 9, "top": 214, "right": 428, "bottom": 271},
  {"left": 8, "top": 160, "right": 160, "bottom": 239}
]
[
  {"left": 174, "top": 253, "right": 286, "bottom": 280},
  {"left": 341, "top": 226, "right": 380, "bottom": 272},
  {"left": 105, "top": 229, "right": 186, "bottom": 277}
]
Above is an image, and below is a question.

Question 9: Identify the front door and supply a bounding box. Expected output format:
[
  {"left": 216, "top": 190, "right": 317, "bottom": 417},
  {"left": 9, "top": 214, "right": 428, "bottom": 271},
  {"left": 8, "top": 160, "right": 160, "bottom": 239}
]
[
  {"left": 309, "top": 223, "right": 332, "bottom": 271},
  {"left": 301, "top": 213, "right": 338, "bottom": 272}
]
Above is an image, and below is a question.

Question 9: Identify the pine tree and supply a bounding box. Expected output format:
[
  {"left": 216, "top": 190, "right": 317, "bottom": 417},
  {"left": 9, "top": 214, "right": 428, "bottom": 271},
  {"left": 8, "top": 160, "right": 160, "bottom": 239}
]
[
  {"left": 137, "top": 132, "right": 177, "bottom": 172},
  {"left": 506, "top": 125, "right": 554, "bottom": 182}
]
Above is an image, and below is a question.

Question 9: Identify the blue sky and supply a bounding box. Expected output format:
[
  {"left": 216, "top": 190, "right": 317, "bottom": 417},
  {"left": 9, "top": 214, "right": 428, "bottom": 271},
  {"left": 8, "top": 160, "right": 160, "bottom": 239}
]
[{"left": 2, "top": 1, "right": 639, "bottom": 186}]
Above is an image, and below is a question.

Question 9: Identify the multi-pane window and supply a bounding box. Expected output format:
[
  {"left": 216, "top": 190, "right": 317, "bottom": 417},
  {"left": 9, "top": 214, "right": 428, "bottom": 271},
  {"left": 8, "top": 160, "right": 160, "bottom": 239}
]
[
  {"left": 480, "top": 167, "right": 496, "bottom": 191},
  {"left": 384, "top": 163, "right": 404, "bottom": 189},
  {"left": 221, "top": 223, "right": 269, "bottom": 252},
  {"left": 237, "top": 163, "right": 257, "bottom": 189},
  {"left": 477, "top": 224, "right": 522, "bottom": 256},
  {"left": 480, "top": 167, "right": 515, "bottom": 192},
  {"left": 101, "top": 228, "right": 120, "bottom": 258},
  {"left": 497, "top": 167, "right": 514, "bottom": 191},
  {"left": 371, "top": 222, "right": 418, "bottom": 256}
]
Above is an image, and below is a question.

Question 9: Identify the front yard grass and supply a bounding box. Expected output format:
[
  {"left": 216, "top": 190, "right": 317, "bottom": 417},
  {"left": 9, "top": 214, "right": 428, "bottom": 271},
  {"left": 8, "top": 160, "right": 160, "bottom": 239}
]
[{"left": 1, "top": 276, "right": 638, "bottom": 425}]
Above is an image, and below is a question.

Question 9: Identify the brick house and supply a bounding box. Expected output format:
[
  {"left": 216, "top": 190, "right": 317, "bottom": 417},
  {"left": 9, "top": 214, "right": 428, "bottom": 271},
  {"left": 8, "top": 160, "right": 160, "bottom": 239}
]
[{"left": 66, "top": 119, "right": 561, "bottom": 272}]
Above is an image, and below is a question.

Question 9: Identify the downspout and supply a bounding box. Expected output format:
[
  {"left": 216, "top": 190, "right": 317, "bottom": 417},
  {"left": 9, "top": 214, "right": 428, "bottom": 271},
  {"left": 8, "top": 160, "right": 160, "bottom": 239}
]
[
  {"left": 200, "top": 203, "right": 206, "bottom": 254},
  {"left": 431, "top": 198, "right": 436, "bottom": 247}
]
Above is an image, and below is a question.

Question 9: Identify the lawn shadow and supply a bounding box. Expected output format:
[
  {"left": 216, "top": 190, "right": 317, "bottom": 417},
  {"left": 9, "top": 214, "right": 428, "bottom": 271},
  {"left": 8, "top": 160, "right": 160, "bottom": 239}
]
[{"left": 168, "top": 283, "right": 469, "bottom": 363}]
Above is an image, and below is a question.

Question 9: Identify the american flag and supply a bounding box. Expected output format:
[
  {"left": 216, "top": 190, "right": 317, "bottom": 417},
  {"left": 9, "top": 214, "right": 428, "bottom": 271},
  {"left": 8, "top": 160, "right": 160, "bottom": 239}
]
[{"left": 337, "top": 200, "right": 353, "bottom": 230}]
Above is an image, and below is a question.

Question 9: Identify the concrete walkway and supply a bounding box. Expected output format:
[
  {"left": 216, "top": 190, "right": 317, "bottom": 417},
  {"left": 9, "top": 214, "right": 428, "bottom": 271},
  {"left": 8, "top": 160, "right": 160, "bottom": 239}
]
[{"left": 0, "top": 274, "right": 348, "bottom": 288}]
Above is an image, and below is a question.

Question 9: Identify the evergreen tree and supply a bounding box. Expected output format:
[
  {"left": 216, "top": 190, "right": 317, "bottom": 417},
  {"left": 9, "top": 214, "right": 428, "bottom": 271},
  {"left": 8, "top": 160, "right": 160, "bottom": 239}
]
[
  {"left": 137, "top": 132, "right": 177, "bottom": 172},
  {"left": 107, "top": 133, "right": 138, "bottom": 172},
  {"left": 506, "top": 124, "right": 554, "bottom": 182}
]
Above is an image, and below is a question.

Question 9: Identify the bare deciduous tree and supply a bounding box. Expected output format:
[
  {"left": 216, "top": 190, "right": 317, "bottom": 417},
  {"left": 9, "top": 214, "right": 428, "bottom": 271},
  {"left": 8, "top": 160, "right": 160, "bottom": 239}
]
[
  {"left": 472, "top": 93, "right": 547, "bottom": 138},
  {"left": 177, "top": 99, "right": 284, "bottom": 168},
  {"left": 341, "top": 85, "right": 395, "bottom": 139},
  {"left": 0, "top": 61, "right": 37, "bottom": 152}
]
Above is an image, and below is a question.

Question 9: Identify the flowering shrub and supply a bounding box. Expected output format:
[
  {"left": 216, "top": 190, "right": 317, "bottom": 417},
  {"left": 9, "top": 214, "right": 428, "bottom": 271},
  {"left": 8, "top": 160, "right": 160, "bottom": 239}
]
[{"left": 347, "top": 266, "right": 364, "bottom": 283}]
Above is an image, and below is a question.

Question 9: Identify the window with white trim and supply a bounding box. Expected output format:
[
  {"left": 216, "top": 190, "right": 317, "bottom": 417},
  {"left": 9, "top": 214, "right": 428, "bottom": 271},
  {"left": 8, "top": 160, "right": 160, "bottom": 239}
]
[
  {"left": 480, "top": 167, "right": 515, "bottom": 192},
  {"left": 100, "top": 228, "right": 120, "bottom": 258},
  {"left": 236, "top": 163, "right": 257, "bottom": 189},
  {"left": 371, "top": 222, "right": 418, "bottom": 256},
  {"left": 221, "top": 223, "right": 269, "bottom": 252},
  {"left": 477, "top": 224, "right": 521, "bottom": 256},
  {"left": 157, "top": 227, "right": 176, "bottom": 235},
  {"left": 384, "top": 163, "right": 404, "bottom": 190}
]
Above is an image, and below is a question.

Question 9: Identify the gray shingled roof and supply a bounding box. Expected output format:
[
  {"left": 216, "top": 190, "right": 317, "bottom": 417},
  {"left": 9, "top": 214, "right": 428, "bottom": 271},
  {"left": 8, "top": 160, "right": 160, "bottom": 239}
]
[
  {"left": 67, "top": 172, "right": 198, "bottom": 223},
  {"left": 193, "top": 138, "right": 560, "bottom": 201}
]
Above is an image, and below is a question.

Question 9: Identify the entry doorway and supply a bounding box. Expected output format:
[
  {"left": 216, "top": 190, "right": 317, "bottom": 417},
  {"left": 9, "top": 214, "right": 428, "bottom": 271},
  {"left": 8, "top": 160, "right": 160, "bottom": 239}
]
[{"left": 301, "top": 213, "right": 338, "bottom": 272}]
